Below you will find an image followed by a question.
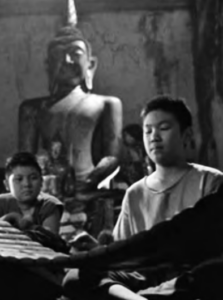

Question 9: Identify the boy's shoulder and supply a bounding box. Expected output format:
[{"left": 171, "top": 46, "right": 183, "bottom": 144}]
[
  {"left": 127, "top": 177, "right": 147, "bottom": 194},
  {"left": 37, "top": 192, "right": 63, "bottom": 205},
  {"left": 37, "top": 193, "right": 63, "bottom": 215},
  {"left": 37, "top": 192, "right": 63, "bottom": 218},
  {"left": 189, "top": 163, "right": 223, "bottom": 176}
]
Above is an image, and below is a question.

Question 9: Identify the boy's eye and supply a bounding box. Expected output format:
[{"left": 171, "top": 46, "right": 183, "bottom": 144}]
[
  {"left": 144, "top": 128, "right": 152, "bottom": 135},
  {"left": 30, "top": 175, "right": 39, "bottom": 180},
  {"left": 160, "top": 124, "right": 171, "bottom": 130},
  {"left": 160, "top": 126, "right": 169, "bottom": 130},
  {"left": 14, "top": 177, "right": 23, "bottom": 182}
]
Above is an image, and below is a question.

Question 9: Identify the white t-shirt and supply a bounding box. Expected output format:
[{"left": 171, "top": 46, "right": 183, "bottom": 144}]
[{"left": 113, "top": 163, "right": 223, "bottom": 241}]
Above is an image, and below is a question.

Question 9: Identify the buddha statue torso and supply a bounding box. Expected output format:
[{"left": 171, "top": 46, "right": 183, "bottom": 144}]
[
  {"left": 39, "top": 88, "right": 105, "bottom": 181},
  {"left": 19, "top": 86, "right": 122, "bottom": 185}
]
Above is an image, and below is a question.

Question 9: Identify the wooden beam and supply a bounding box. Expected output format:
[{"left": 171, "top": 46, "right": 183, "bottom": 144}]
[{"left": 0, "top": 0, "right": 191, "bottom": 17}]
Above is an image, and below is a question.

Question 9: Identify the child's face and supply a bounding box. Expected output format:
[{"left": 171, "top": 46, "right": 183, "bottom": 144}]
[
  {"left": 6, "top": 166, "right": 42, "bottom": 203},
  {"left": 143, "top": 110, "right": 188, "bottom": 166}
]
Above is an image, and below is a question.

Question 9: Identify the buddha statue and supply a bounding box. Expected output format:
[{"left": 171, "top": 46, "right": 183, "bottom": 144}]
[
  {"left": 18, "top": 4, "right": 122, "bottom": 197},
  {"left": 18, "top": 0, "right": 123, "bottom": 237}
]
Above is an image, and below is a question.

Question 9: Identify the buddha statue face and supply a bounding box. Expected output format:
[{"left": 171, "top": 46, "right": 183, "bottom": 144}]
[
  {"left": 36, "top": 153, "right": 50, "bottom": 175},
  {"left": 46, "top": 27, "right": 97, "bottom": 95},
  {"left": 50, "top": 141, "right": 63, "bottom": 160}
]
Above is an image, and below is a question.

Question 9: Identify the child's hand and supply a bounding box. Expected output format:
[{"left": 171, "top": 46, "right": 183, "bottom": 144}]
[
  {"left": 1, "top": 212, "right": 22, "bottom": 228},
  {"left": 69, "top": 231, "right": 99, "bottom": 252},
  {"left": 19, "top": 215, "right": 34, "bottom": 230},
  {"left": 1, "top": 213, "right": 34, "bottom": 231}
]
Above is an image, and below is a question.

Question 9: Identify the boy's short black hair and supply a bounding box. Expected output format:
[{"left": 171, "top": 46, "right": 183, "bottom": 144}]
[
  {"left": 141, "top": 94, "right": 192, "bottom": 132},
  {"left": 5, "top": 152, "right": 42, "bottom": 178}
]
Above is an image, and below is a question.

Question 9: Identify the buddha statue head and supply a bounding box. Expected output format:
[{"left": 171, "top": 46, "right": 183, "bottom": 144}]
[{"left": 46, "top": 0, "right": 97, "bottom": 96}]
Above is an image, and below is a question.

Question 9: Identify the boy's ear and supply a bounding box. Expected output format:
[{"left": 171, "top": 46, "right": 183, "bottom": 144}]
[{"left": 4, "top": 179, "right": 10, "bottom": 192}]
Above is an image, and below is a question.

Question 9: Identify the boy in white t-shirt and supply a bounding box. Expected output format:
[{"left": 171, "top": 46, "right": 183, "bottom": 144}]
[{"left": 63, "top": 95, "right": 223, "bottom": 300}]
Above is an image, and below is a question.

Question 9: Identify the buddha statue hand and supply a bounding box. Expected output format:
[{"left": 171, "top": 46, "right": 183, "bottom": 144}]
[{"left": 86, "top": 156, "right": 119, "bottom": 190}]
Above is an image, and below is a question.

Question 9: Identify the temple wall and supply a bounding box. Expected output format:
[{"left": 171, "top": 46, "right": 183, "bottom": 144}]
[
  {"left": 0, "top": 7, "right": 214, "bottom": 169},
  {"left": 0, "top": 15, "right": 61, "bottom": 165},
  {"left": 80, "top": 11, "right": 196, "bottom": 126}
]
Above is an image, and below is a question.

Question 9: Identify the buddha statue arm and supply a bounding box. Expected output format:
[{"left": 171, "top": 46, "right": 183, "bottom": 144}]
[
  {"left": 18, "top": 99, "right": 41, "bottom": 153},
  {"left": 102, "top": 96, "right": 123, "bottom": 160},
  {"left": 85, "top": 96, "right": 122, "bottom": 189}
]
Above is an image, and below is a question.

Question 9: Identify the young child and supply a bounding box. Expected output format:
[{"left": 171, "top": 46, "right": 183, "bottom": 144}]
[{"left": 0, "top": 152, "right": 63, "bottom": 234}]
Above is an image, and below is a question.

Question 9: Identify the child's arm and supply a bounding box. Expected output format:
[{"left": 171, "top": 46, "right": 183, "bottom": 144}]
[
  {"left": 41, "top": 207, "right": 61, "bottom": 234},
  {"left": 0, "top": 212, "right": 22, "bottom": 228}
]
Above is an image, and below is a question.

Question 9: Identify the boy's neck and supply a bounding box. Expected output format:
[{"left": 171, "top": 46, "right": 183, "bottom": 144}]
[
  {"left": 17, "top": 199, "right": 37, "bottom": 213},
  {"left": 147, "top": 161, "right": 190, "bottom": 192},
  {"left": 155, "top": 161, "right": 189, "bottom": 180}
]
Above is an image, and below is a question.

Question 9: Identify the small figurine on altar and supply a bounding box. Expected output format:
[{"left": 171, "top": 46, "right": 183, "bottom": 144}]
[{"left": 36, "top": 135, "right": 76, "bottom": 200}]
